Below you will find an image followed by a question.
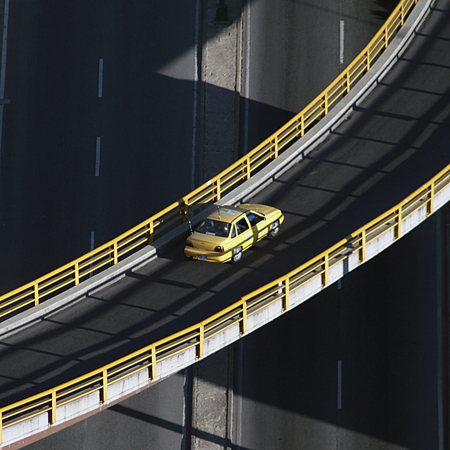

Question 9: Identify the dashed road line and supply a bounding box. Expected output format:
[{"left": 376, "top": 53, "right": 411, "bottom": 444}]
[
  {"left": 95, "top": 136, "right": 101, "bottom": 176},
  {"left": 337, "top": 359, "right": 342, "bottom": 409},
  {"left": 98, "top": 58, "right": 104, "bottom": 98}
]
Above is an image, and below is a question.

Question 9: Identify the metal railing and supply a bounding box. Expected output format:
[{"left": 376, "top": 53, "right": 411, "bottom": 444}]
[
  {"left": 1, "top": 160, "right": 448, "bottom": 443},
  {"left": 0, "top": 0, "right": 419, "bottom": 321}
]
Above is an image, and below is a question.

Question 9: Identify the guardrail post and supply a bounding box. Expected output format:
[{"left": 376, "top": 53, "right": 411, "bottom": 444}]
[
  {"left": 214, "top": 179, "right": 222, "bottom": 201},
  {"left": 345, "top": 71, "right": 350, "bottom": 94},
  {"left": 101, "top": 368, "right": 108, "bottom": 403},
  {"left": 366, "top": 49, "right": 371, "bottom": 71},
  {"left": 0, "top": 411, "right": 3, "bottom": 445},
  {"left": 272, "top": 137, "right": 279, "bottom": 160},
  {"left": 197, "top": 324, "right": 204, "bottom": 358},
  {"left": 322, "top": 254, "right": 329, "bottom": 287},
  {"left": 384, "top": 25, "right": 389, "bottom": 48},
  {"left": 34, "top": 282, "right": 39, "bottom": 306},
  {"left": 282, "top": 279, "right": 290, "bottom": 311},
  {"left": 110, "top": 242, "right": 118, "bottom": 266},
  {"left": 400, "top": 3, "right": 404, "bottom": 26},
  {"left": 246, "top": 157, "right": 251, "bottom": 181},
  {"left": 146, "top": 221, "right": 154, "bottom": 244},
  {"left": 180, "top": 201, "right": 189, "bottom": 224},
  {"left": 359, "top": 230, "right": 366, "bottom": 262},
  {"left": 50, "top": 391, "right": 56, "bottom": 424},
  {"left": 427, "top": 183, "right": 434, "bottom": 215},
  {"left": 395, "top": 207, "right": 402, "bottom": 239},
  {"left": 74, "top": 262, "right": 80, "bottom": 286},
  {"left": 323, "top": 92, "right": 329, "bottom": 116},
  {"left": 241, "top": 301, "right": 247, "bottom": 335},
  {"left": 150, "top": 346, "right": 156, "bottom": 380},
  {"left": 300, "top": 115, "right": 305, "bottom": 137}
]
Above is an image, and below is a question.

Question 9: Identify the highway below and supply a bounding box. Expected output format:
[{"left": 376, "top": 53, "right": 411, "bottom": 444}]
[
  {"left": 1, "top": 0, "right": 449, "bottom": 448},
  {"left": 0, "top": 1, "right": 200, "bottom": 294}
]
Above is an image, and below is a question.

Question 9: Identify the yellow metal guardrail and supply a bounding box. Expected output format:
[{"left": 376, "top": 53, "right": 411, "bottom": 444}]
[
  {"left": 0, "top": 0, "right": 418, "bottom": 321},
  {"left": 1, "top": 162, "right": 448, "bottom": 442}
]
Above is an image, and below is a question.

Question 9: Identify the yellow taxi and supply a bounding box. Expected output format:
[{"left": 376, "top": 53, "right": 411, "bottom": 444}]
[{"left": 184, "top": 203, "right": 284, "bottom": 262}]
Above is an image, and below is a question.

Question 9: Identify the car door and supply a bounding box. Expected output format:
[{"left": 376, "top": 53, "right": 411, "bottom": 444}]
[
  {"left": 234, "top": 216, "right": 254, "bottom": 251},
  {"left": 246, "top": 211, "right": 267, "bottom": 241}
]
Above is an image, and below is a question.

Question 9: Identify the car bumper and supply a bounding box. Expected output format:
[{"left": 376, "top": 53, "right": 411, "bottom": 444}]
[{"left": 184, "top": 248, "right": 232, "bottom": 263}]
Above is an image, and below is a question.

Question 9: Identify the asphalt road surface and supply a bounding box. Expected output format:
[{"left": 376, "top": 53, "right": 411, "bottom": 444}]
[
  {"left": 2, "top": 0, "right": 449, "bottom": 449},
  {"left": 1, "top": 0, "right": 448, "bottom": 414}
]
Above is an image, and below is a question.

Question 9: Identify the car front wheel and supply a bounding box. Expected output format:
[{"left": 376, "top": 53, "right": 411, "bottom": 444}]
[{"left": 269, "top": 220, "right": 280, "bottom": 237}]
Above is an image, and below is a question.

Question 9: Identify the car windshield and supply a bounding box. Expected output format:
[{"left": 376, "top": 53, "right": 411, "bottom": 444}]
[{"left": 196, "top": 219, "right": 231, "bottom": 237}]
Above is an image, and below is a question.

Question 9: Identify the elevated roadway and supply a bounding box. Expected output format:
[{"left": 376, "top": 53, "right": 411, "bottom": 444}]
[
  {"left": 1, "top": 0, "right": 450, "bottom": 448},
  {"left": 0, "top": 0, "right": 448, "bottom": 409}
]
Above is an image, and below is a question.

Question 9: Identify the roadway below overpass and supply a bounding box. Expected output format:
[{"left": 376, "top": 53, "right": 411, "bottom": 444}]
[{"left": 1, "top": 0, "right": 450, "bottom": 448}]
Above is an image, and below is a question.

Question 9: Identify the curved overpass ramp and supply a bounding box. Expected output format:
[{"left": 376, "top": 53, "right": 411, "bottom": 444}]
[{"left": 1, "top": 0, "right": 450, "bottom": 446}]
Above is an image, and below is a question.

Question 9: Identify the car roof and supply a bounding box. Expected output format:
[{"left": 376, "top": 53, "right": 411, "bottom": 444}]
[{"left": 208, "top": 205, "right": 248, "bottom": 222}]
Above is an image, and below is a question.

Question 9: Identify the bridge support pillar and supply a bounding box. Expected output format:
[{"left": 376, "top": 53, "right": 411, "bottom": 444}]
[{"left": 189, "top": 346, "right": 235, "bottom": 449}]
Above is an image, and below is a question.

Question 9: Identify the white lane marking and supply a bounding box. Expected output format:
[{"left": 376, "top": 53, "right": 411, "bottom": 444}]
[
  {"left": 98, "top": 58, "right": 104, "bottom": 98},
  {"left": 0, "top": 0, "right": 10, "bottom": 189},
  {"left": 191, "top": 0, "right": 201, "bottom": 190},
  {"left": 95, "top": 137, "right": 101, "bottom": 176},
  {"left": 337, "top": 360, "right": 342, "bottom": 409},
  {"left": 339, "top": 20, "right": 344, "bottom": 66}
]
